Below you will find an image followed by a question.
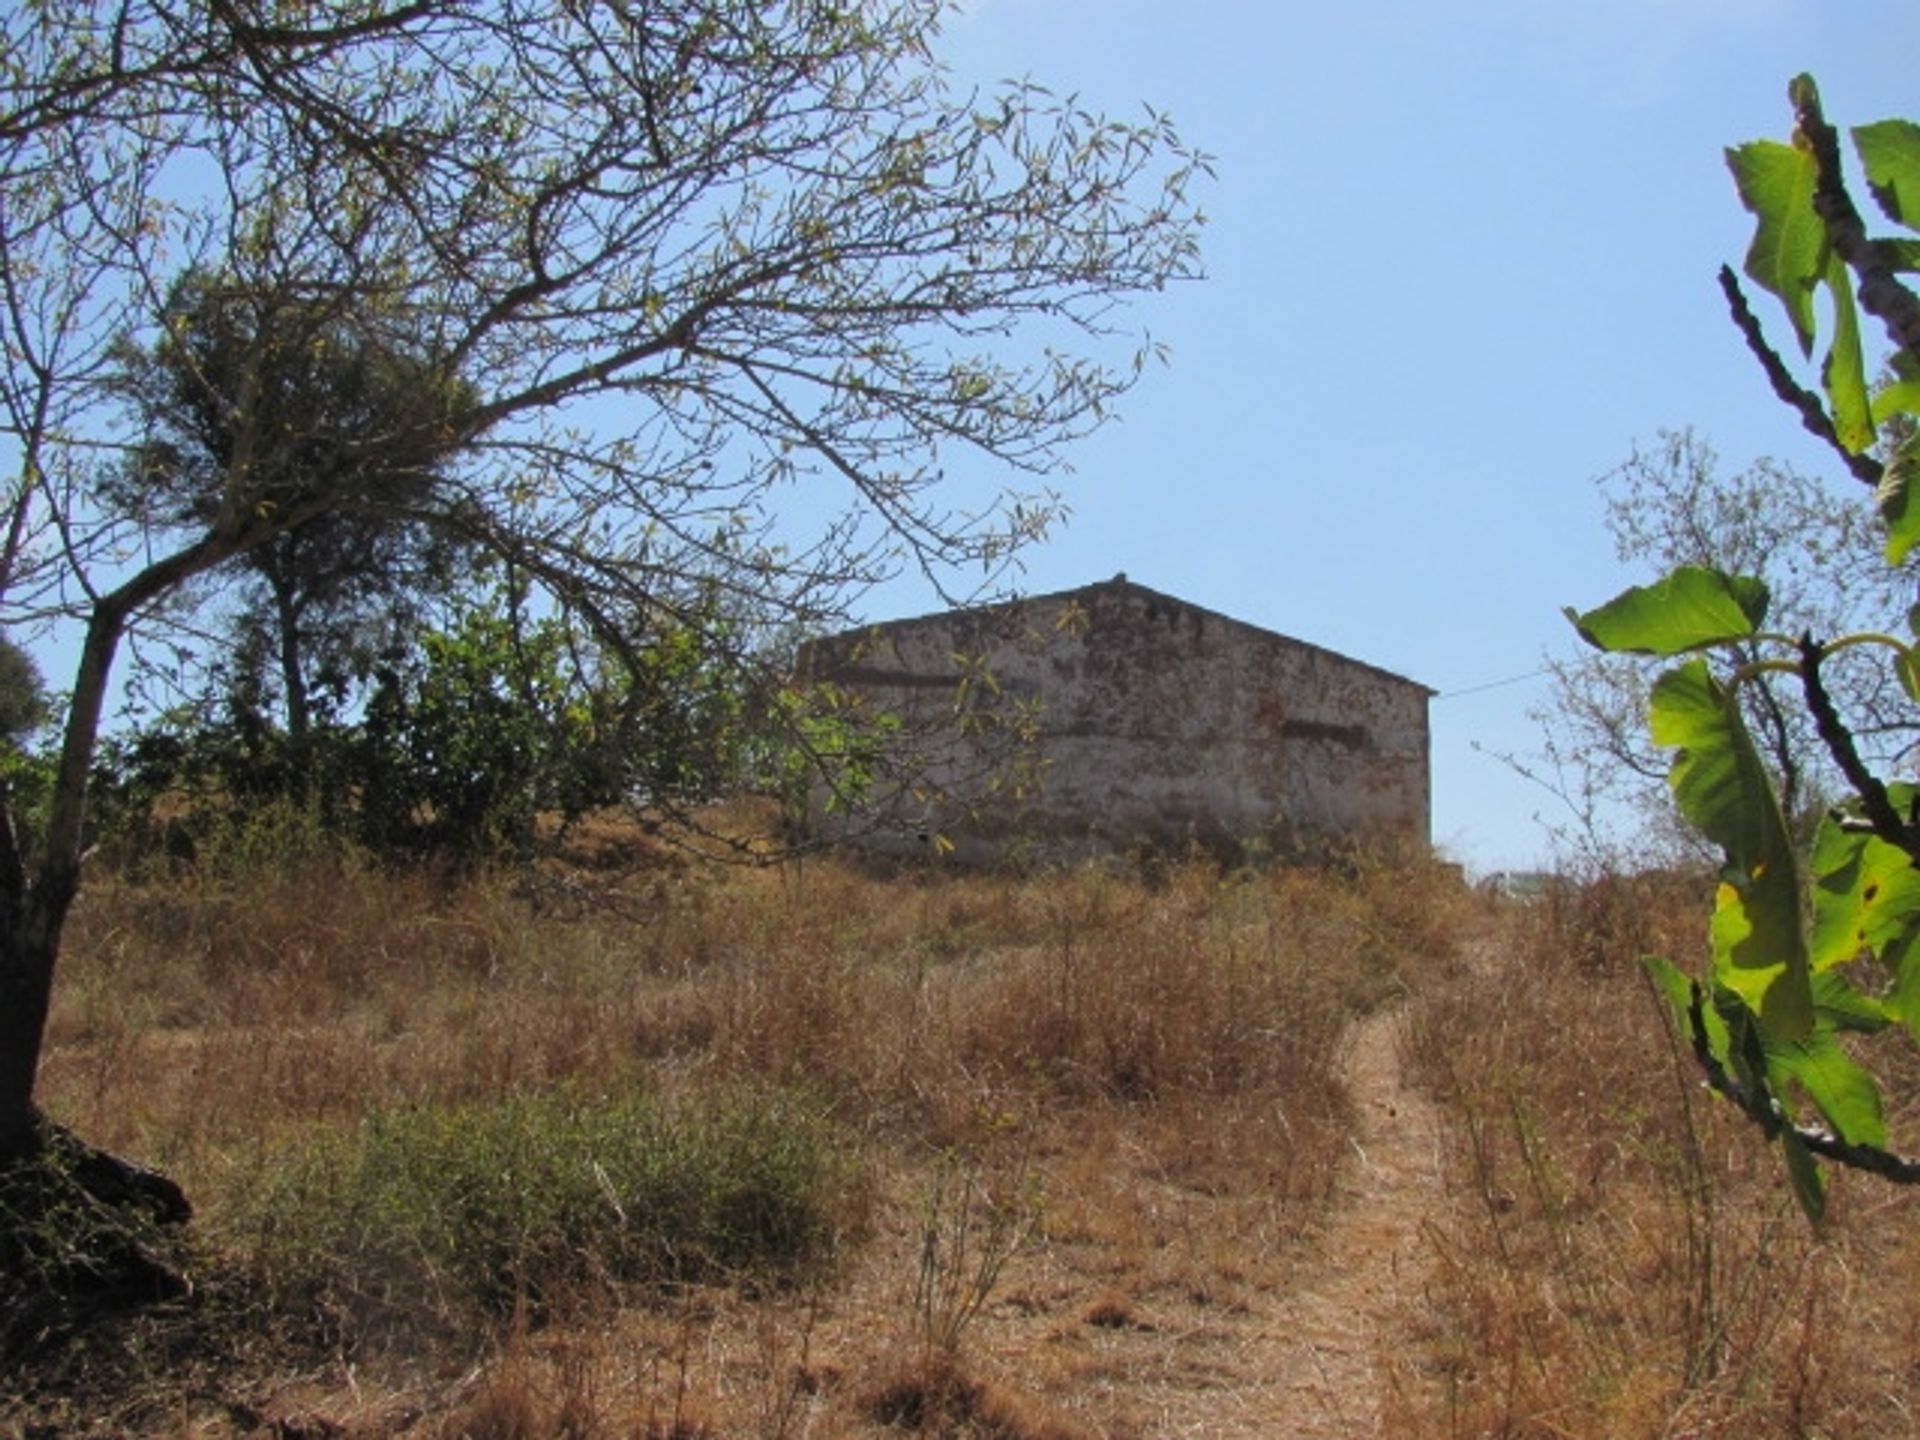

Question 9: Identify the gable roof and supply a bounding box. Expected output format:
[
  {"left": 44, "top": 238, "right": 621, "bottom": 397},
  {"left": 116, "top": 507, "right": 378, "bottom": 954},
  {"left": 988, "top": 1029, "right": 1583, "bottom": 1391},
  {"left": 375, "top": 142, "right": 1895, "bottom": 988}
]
[{"left": 822, "top": 575, "right": 1434, "bottom": 698}]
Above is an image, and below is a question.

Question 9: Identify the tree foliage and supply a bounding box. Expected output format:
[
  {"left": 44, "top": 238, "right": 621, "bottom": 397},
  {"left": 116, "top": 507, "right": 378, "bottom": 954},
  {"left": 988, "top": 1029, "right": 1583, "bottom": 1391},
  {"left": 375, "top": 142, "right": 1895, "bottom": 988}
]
[
  {"left": 1541, "top": 429, "right": 1917, "bottom": 864},
  {"left": 1572, "top": 76, "right": 1920, "bottom": 1217},
  {"left": 0, "top": 1, "right": 1207, "bottom": 1165},
  {"left": 354, "top": 578, "right": 755, "bottom": 860},
  {"left": 0, "top": 639, "right": 46, "bottom": 749},
  {"left": 104, "top": 269, "right": 479, "bottom": 743}
]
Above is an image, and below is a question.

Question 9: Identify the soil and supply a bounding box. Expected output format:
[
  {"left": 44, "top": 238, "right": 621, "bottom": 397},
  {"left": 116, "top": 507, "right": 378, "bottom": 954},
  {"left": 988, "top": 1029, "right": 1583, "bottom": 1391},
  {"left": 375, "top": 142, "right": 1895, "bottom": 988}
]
[{"left": 985, "top": 1004, "right": 1453, "bottom": 1438}]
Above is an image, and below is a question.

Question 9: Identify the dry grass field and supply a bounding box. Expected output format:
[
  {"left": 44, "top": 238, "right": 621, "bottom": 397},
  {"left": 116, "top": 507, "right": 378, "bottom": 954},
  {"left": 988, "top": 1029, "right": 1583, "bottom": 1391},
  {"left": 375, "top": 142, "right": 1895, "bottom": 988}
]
[{"left": 10, "top": 824, "right": 1920, "bottom": 1438}]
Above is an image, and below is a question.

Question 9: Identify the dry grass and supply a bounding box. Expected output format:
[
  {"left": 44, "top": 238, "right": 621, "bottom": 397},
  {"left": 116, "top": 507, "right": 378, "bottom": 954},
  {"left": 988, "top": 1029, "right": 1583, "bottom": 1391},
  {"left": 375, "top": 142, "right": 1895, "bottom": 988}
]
[
  {"left": 1399, "top": 872, "right": 1920, "bottom": 1438},
  {"left": 14, "top": 833, "right": 1466, "bottom": 1435},
  {"left": 32, "top": 835, "right": 1920, "bottom": 1438}
]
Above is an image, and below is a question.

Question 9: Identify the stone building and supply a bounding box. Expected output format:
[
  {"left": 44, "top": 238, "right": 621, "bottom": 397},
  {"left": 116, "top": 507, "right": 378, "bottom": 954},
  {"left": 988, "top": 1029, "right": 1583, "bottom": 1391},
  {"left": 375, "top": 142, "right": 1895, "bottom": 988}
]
[{"left": 796, "top": 576, "right": 1431, "bottom": 864}]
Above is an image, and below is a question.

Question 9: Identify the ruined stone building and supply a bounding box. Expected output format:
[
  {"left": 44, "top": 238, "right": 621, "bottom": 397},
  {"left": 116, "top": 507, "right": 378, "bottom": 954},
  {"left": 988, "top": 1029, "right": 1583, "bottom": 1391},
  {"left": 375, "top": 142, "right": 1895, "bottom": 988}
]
[{"left": 796, "top": 576, "right": 1431, "bottom": 864}]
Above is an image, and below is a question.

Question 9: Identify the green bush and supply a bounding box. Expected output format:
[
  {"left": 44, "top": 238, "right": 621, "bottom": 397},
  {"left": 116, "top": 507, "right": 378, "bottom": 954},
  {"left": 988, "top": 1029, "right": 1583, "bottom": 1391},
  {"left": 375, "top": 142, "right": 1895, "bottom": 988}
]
[{"left": 227, "top": 1085, "right": 851, "bottom": 1334}]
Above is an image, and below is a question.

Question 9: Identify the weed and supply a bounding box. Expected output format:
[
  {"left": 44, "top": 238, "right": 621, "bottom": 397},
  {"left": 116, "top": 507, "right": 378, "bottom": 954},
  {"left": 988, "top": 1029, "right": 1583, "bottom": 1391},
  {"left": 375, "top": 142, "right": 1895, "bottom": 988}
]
[
  {"left": 20, "top": 840, "right": 1481, "bottom": 1434},
  {"left": 1402, "top": 875, "right": 1920, "bottom": 1437},
  {"left": 913, "top": 1140, "right": 1038, "bottom": 1355}
]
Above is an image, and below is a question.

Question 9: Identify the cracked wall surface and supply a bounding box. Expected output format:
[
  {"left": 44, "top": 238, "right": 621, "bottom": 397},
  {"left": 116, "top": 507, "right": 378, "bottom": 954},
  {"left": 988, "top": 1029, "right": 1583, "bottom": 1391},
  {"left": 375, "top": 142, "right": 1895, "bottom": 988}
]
[{"left": 797, "top": 577, "right": 1430, "bottom": 864}]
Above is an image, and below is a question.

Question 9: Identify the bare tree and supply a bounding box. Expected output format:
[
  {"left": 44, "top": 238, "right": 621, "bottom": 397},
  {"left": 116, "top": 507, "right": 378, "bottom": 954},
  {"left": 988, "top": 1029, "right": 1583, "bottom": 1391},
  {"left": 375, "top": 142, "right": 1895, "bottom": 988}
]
[
  {"left": 1537, "top": 429, "right": 1918, "bottom": 863},
  {"left": 0, "top": 1, "right": 1207, "bottom": 1173}
]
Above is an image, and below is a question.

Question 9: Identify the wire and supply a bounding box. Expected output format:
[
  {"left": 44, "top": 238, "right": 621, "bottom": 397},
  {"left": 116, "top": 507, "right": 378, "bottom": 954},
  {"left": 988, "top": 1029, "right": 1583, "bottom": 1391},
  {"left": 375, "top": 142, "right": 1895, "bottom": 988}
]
[{"left": 1434, "top": 667, "right": 1550, "bottom": 701}]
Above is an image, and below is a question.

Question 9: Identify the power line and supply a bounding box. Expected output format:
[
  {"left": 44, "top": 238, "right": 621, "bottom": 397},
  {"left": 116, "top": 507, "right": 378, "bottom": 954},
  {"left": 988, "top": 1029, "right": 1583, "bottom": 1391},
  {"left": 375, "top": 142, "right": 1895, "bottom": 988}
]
[{"left": 1434, "top": 667, "right": 1550, "bottom": 701}]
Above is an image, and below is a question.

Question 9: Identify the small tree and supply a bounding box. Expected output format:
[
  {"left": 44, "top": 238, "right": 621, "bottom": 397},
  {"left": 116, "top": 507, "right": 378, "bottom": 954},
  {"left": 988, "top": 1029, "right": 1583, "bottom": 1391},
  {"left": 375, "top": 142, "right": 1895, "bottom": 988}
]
[
  {"left": 356, "top": 578, "right": 755, "bottom": 861},
  {"left": 105, "top": 269, "right": 478, "bottom": 747},
  {"left": 0, "top": 639, "right": 46, "bottom": 750},
  {"left": 1572, "top": 76, "right": 1920, "bottom": 1216}
]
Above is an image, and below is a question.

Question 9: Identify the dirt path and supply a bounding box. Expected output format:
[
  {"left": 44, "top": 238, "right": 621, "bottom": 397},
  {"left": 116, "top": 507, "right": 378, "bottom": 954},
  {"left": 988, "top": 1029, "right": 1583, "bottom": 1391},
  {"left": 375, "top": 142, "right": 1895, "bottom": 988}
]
[
  {"left": 970, "top": 1000, "right": 1454, "bottom": 1438},
  {"left": 1252, "top": 1005, "right": 1447, "bottom": 1436},
  {"left": 231, "top": 1000, "right": 1459, "bottom": 1440}
]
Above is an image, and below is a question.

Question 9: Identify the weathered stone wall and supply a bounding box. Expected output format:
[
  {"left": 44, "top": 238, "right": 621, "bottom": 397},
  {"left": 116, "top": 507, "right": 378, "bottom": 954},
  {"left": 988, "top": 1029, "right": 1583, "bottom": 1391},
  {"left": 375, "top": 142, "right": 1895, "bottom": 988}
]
[{"left": 798, "top": 578, "right": 1430, "bottom": 863}]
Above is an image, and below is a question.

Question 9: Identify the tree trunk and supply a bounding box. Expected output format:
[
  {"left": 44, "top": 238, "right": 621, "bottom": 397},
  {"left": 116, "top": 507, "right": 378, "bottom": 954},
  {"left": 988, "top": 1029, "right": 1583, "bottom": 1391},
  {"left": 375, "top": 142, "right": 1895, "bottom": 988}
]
[
  {"left": 0, "top": 525, "right": 244, "bottom": 1164},
  {"left": 0, "top": 907, "right": 61, "bottom": 1164},
  {"left": 0, "top": 604, "right": 121, "bottom": 1163},
  {"left": 273, "top": 571, "right": 311, "bottom": 744}
]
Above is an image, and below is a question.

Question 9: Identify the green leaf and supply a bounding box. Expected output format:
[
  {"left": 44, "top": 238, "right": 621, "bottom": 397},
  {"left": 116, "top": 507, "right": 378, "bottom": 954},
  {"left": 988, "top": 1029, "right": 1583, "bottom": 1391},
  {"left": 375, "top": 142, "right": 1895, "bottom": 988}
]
[
  {"left": 1651, "top": 661, "right": 1813, "bottom": 1040},
  {"left": 1769, "top": 1027, "right": 1887, "bottom": 1148},
  {"left": 1645, "top": 953, "right": 1694, "bottom": 1020},
  {"left": 1853, "top": 119, "right": 1920, "bottom": 230},
  {"left": 1811, "top": 969, "right": 1892, "bottom": 1034},
  {"left": 1898, "top": 650, "right": 1920, "bottom": 705},
  {"left": 1645, "top": 955, "right": 1736, "bottom": 1070},
  {"left": 1808, "top": 791, "right": 1920, "bottom": 1045},
  {"left": 1809, "top": 808, "right": 1920, "bottom": 970},
  {"left": 1566, "top": 567, "right": 1769, "bottom": 655},
  {"left": 1821, "top": 250, "right": 1875, "bottom": 453},
  {"left": 1727, "top": 137, "right": 1828, "bottom": 356},
  {"left": 1871, "top": 378, "right": 1920, "bottom": 423},
  {"left": 1780, "top": 1129, "right": 1827, "bottom": 1224},
  {"left": 1883, "top": 927, "right": 1920, "bottom": 1047}
]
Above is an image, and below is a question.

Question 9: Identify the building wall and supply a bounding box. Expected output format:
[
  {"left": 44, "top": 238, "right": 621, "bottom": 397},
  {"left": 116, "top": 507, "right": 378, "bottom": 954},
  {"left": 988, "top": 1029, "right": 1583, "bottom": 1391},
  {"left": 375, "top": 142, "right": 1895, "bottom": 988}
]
[{"left": 798, "top": 579, "right": 1430, "bottom": 863}]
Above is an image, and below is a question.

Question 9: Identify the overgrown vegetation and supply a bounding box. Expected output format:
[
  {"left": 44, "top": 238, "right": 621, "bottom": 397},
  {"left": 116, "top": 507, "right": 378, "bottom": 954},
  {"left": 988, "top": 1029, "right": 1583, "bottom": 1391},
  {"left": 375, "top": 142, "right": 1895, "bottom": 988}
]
[
  {"left": 92, "top": 575, "right": 773, "bottom": 868},
  {"left": 1572, "top": 77, "right": 1920, "bottom": 1212},
  {"left": 233, "top": 1085, "right": 847, "bottom": 1336},
  {"left": 0, "top": 0, "right": 1207, "bottom": 1179},
  {"left": 1400, "top": 876, "right": 1920, "bottom": 1438},
  {"left": 16, "top": 846, "right": 1920, "bottom": 1436},
  {"left": 8, "top": 832, "right": 1448, "bottom": 1433}
]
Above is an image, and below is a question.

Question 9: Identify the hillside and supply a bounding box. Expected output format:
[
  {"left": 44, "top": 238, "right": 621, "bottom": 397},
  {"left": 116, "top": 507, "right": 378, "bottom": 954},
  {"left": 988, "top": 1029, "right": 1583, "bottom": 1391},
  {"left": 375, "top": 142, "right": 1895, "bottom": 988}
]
[{"left": 9, "top": 847, "right": 1920, "bottom": 1438}]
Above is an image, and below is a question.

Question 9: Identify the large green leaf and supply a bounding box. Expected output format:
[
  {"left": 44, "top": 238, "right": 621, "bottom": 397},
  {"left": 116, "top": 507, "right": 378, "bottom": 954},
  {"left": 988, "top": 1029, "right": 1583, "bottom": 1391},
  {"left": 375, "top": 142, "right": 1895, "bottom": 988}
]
[
  {"left": 1854, "top": 119, "right": 1920, "bottom": 230},
  {"left": 1808, "top": 793, "right": 1920, "bottom": 1045},
  {"left": 1645, "top": 953, "right": 1695, "bottom": 1021},
  {"left": 1872, "top": 378, "right": 1920, "bottom": 423},
  {"left": 1811, "top": 969, "right": 1893, "bottom": 1034},
  {"left": 1646, "top": 955, "right": 1735, "bottom": 1071},
  {"left": 1728, "top": 137, "right": 1827, "bottom": 356},
  {"left": 1821, "top": 250, "right": 1875, "bottom": 453},
  {"left": 1899, "top": 651, "right": 1920, "bottom": 706},
  {"left": 1781, "top": 1129, "right": 1827, "bottom": 1224},
  {"left": 1883, "top": 927, "right": 1920, "bottom": 1046},
  {"left": 1567, "top": 567, "right": 1768, "bottom": 655},
  {"left": 1651, "top": 661, "right": 1813, "bottom": 1040}
]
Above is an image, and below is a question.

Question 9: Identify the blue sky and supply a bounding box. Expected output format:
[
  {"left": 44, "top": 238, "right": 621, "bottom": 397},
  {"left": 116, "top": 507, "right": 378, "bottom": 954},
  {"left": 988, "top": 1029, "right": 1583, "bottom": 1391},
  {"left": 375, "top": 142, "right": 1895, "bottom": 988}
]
[{"left": 860, "top": 0, "right": 1920, "bottom": 873}]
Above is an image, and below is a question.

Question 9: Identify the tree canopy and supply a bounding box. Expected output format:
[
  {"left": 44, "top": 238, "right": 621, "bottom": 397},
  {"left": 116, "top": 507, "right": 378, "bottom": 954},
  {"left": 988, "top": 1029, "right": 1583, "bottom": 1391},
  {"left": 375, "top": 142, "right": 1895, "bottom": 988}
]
[
  {"left": 0, "top": 0, "right": 1207, "bottom": 1166},
  {"left": 104, "top": 268, "right": 480, "bottom": 740}
]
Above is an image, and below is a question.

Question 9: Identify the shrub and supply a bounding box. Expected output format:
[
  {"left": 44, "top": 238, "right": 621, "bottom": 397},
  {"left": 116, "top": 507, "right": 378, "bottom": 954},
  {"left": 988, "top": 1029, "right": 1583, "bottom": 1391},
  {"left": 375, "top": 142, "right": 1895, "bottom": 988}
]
[{"left": 228, "top": 1084, "right": 852, "bottom": 1339}]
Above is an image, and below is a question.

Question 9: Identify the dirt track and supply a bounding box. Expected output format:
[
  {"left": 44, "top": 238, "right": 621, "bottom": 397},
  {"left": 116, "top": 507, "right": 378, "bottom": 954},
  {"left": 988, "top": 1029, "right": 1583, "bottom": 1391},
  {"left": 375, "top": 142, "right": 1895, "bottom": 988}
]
[{"left": 925, "top": 1001, "right": 1452, "bottom": 1438}]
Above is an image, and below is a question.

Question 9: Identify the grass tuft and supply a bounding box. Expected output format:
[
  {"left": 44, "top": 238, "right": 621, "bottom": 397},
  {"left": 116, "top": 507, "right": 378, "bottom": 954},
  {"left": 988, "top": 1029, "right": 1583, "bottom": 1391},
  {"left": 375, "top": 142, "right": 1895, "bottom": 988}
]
[{"left": 228, "top": 1085, "right": 851, "bottom": 1340}]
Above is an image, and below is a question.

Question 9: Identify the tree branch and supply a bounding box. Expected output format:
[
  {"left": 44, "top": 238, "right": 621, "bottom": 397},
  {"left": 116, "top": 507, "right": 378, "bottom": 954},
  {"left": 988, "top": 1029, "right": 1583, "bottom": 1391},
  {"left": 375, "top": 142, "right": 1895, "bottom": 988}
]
[
  {"left": 1792, "top": 75, "right": 1920, "bottom": 365},
  {"left": 1797, "top": 633, "right": 1920, "bottom": 858},
  {"left": 1687, "top": 983, "right": 1920, "bottom": 1184},
  {"left": 1718, "top": 266, "right": 1883, "bottom": 489}
]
